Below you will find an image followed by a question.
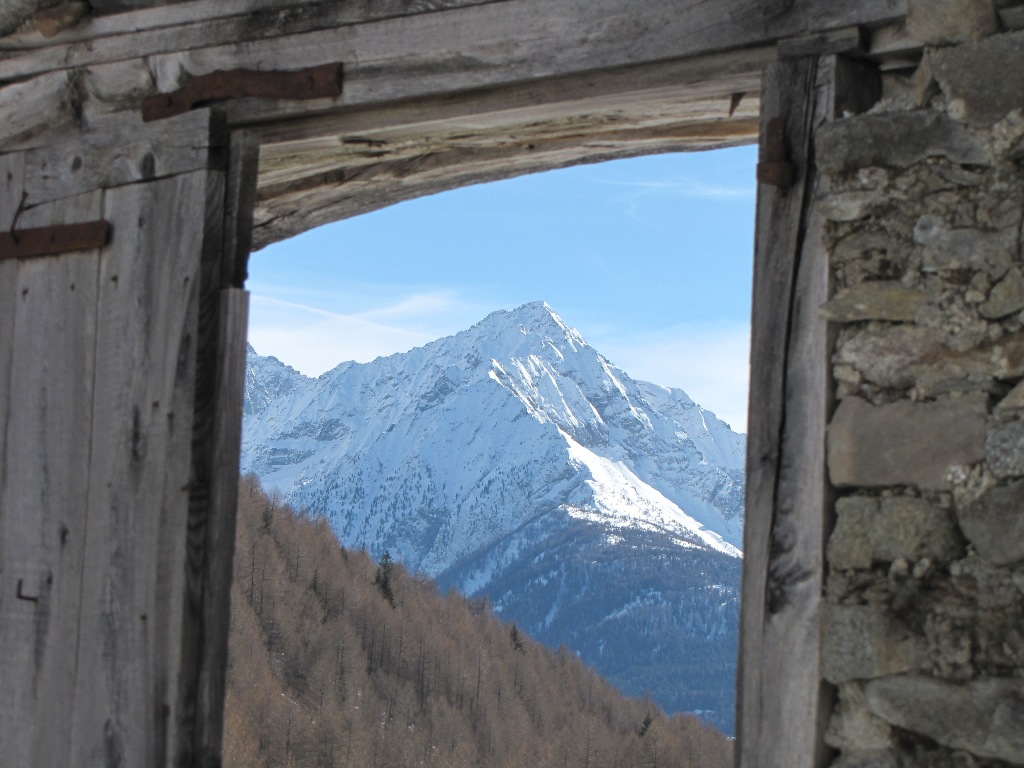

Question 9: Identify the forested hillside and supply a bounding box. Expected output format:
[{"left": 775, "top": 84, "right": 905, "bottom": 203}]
[{"left": 224, "top": 475, "right": 734, "bottom": 767}]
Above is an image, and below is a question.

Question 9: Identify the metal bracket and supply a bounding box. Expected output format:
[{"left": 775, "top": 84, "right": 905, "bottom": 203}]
[
  {"left": 757, "top": 116, "right": 796, "bottom": 188},
  {"left": 1, "top": 221, "right": 111, "bottom": 261},
  {"left": 142, "top": 62, "right": 344, "bottom": 122},
  {"left": 16, "top": 579, "right": 39, "bottom": 603}
]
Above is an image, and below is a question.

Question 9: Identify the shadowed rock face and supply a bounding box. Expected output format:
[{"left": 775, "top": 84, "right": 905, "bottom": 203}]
[{"left": 0, "top": 0, "right": 49, "bottom": 36}]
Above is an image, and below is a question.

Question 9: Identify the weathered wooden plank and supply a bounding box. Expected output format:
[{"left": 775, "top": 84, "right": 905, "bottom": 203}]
[
  {"left": 1, "top": 0, "right": 905, "bottom": 84},
  {"left": 0, "top": 150, "right": 25, "bottom": 764},
  {"left": 0, "top": 69, "right": 78, "bottom": 152},
  {"left": 175, "top": 157, "right": 228, "bottom": 768},
  {"left": 778, "top": 25, "right": 866, "bottom": 59},
  {"left": 738, "top": 56, "right": 823, "bottom": 768},
  {"left": 190, "top": 287, "right": 249, "bottom": 764},
  {"left": 739, "top": 54, "right": 877, "bottom": 768},
  {"left": 253, "top": 48, "right": 769, "bottom": 150},
  {"left": 149, "top": 0, "right": 903, "bottom": 125},
  {"left": 253, "top": 115, "right": 760, "bottom": 247},
  {"left": 7, "top": 0, "right": 902, "bottom": 126},
  {"left": 20, "top": 108, "right": 226, "bottom": 207},
  {"left": 0, "top": 0, "right": 504, "bottom": 53},
  {"left": 222, "top": 131, "right": 259, "bottom": 287},
  {"left": 68, "top": 169, "right": 215, "bottom": 767},
  {"left": 0, "top": 0, "right": 510, "bottom": 73},
  {"left": 0, "top": 188, "right": 102, "bottom": 767}
]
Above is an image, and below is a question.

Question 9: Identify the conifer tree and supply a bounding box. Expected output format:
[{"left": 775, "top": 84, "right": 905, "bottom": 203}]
[{"left": 375, "top": 551, "right": 396, "bottom": 607}]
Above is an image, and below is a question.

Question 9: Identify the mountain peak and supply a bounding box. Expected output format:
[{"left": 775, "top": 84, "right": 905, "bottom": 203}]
[
  {"left": 241, "top": 304, "right": 746, "bottom": 732},
  {"left": 466, "top": 301, "right": 588, "bottom": 352}
]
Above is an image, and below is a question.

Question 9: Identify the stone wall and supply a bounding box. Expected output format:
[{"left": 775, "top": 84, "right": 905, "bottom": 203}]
[{"left": 817, "top": 6, "right": 1024, "bottom": 767}]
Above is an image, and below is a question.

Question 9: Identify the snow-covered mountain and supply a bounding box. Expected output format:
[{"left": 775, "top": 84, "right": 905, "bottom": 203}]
[{"left": 241, "top": 301, "right": 745, "bottom": 732}]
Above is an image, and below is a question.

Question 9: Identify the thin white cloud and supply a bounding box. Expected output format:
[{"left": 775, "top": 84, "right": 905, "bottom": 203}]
[
  {"left": 595, "top": 323, "right": 751, "bottom": 434},
  {"left": 596, "top": 178, "right": 755, "bottom": 199},
  {"left": 356, "top": 291, "right": 461, "bottom": 320},
  {"left": 247, "top": 290, "right": 487, "bottom": 377}
]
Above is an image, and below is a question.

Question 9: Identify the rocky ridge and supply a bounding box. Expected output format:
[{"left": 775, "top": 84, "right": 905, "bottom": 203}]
[{"left": 241, "top": 301, "right": 745, "bottom": 731}]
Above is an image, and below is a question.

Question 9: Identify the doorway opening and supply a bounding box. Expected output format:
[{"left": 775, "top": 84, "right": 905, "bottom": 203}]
[{"left": 227, "top": 148, "right": 755, "bottom": 765}]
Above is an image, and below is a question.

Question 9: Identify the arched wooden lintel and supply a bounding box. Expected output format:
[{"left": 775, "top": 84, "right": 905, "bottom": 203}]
[{"left": 0, "top": 1, "right": 910, "bottom": 765}]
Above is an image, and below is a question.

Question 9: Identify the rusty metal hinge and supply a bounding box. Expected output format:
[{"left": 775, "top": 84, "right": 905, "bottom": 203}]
[
  {"left": 1, "top": 221, "right": 111, "bottom": 261},
  {"left": 756, "top": 116, "right": 796, "bottom": 188},
  {"left": 142, "top": 62, "right": 344, "bottom": 122}
]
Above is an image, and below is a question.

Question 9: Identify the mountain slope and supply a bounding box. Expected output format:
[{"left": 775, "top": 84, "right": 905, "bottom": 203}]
[
  {"left": 241, "top": 301, "right": 745, "bottom": 732},
  {"left": 225, "top": 478, "right": 735, "bottom": 768}
]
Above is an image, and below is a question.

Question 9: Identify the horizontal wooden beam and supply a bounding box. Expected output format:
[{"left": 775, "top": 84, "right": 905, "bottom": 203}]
[
  {"left": 252, "top": 113, "right": 759, "bottom": 248},
  {"left": 2, "top": 0, "right": 904, "bottom": 93},
  {"left": 0, "top": 221, "right": 111, "bottom": 260}
]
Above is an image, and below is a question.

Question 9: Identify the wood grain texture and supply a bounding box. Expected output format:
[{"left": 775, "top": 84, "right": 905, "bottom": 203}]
[
  {"left": 174, "top": 159, "right": 227, "bottom": 768},
  {"left": 0, "top": 155, "right": 24, "bottom": 498},
  {"left": 193, "top": 287, "right": 249, "bottom": 763},
  {"left": 139, "top": 0, "right": 902, "bottom": 126},
  {"left": 20, "top": 108, "right": 225, "bottom": 208},
  {"left": 0, "top": 0, "right": 504, "bottom": 54},
  {"left": 0, "top": 69, "right": 79, "bottom": 152},
  {"left": 0, "top": 0, "right": 902, "bottom": 82},
  {"left": 0, "top": 188, "right": 102, "bottom": 768},
  {"left": 6, "top": 0, "right": 905, "bottom": 129},
  {"left": 0, "top": 151, "right": 25, "bottom": 765},
  {"left": 247, "top": 47, "right": 768, "bottom": 243},
  {"left": 222, "top": 131, "right": 259, "bottom": 287},
  {"left": 68, "top": 170, "right": 211, "bottom": 767},
  {"left": 738, "top": 55, "right": 834, "bottom": 768},
  {"left": 253, "top": 115, "right": 760, "bottom": 248}
]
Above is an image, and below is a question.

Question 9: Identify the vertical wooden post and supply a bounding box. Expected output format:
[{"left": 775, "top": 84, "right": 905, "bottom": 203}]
[
  {"left": 737, "top": 55, "right": 879, "bottom": 768},
  {"left": 176, "top": 126, "right": 257, "bottom": 767}
]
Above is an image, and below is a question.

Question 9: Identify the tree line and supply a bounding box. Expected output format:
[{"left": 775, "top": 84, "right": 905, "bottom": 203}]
[{"left": 224, "top": 473, "right": 734, "bottom": 768}]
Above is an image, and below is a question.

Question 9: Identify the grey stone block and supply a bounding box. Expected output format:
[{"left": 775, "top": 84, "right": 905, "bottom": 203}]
[
  {"left": 834, "top": 326, "right": 944, "bottom": 390},
  {"left": 820, "top": 282, "right": 935, "bottom": 323},
  {"left": 816, "top": 112, "right": 989, "bottom": 175},
  {"left": 829, "top": 496, "right": 964, "bottom": 569},
  {"left": 907, "top": 0, "right": 999, "bottom": 45},
  {"left": 987, "top": 421, "right": 1024, "bottom": 477},
  {"left": 937, "top": 30, "right": 1024, "bottom": 126},
  {"left": 828, "top": 395, "right": 988, "bottom": 489},
  {"left": 980, "top": 267, "right": 1024, "bottom": 319},
  {"left": 865, "top": 675, "right": 1024, "bottom": 765},
  {"left": 995, "top": 380, "right": 1024, "bottom": 414},
  {"left": 826, "top": 682, "right": 894, "bottom": 751},
  {"left": 959, "top": 479, "right": 1024, "bottom": 565},
  {"left": 830, "top": 751, "right": 899, "bottom": 768},
  {"left": 992, "top": 332, "right": 1024, "bottom": 377},
  {"left": 824, "top": 605, "right": 923, "bottom": 684},
  {"left": 932, "top": 31, "right": 1024, "bottom": 127},
  {"left": 915, "top": 215, "right": 1015, "bottom": 278}
]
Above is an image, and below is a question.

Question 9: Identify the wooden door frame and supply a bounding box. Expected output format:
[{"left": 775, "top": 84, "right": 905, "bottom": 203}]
[
  {"left": 737, "top": 54, "right": 879, "bottom": 768},
  {"left": 207, "top": 55, "right": 870, "bottom": 767}
]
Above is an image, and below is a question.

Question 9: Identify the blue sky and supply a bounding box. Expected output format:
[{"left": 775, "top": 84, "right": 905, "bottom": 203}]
[{"left": 247, "top": 145, "right": 757, "bottom": 431}]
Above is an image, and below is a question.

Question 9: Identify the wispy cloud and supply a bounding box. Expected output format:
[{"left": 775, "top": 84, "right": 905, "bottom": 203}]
[
  {"left": 246, "top": 290, "right": 487, "bottom": 377},
  {"left": 595, "top": 323, "right": 751, "bottom": 433},
  {"left": 596, "top": 178, "right": 755, "bottom": 200}
]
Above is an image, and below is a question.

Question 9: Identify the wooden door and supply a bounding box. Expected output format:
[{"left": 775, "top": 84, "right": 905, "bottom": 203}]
[{"left": 0, "top": 108, "right": 252, "bottom": 767}]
